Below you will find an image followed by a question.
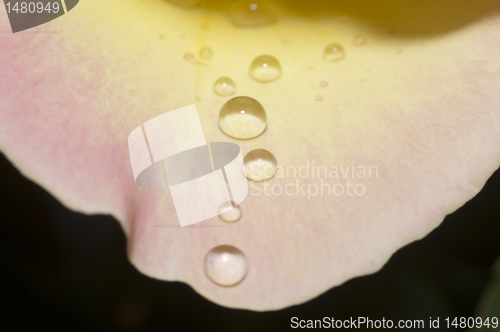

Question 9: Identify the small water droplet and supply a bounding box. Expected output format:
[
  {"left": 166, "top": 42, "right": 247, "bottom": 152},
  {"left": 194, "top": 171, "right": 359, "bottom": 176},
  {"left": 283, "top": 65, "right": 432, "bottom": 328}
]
[
  {"left": 204, "top": 245, "right": 248, "bottom": 286},
  {"left": 199, "top": 47, "right": 213, "bottom": 59},
  {"left": 158, "top": 34, "right": 165, "bottom": 40},
  {"left": 218, "top": 201, "right": 242, "bottom": 222},
  {"left": 323, "top": 43, "right": 345, "bottom": 62},
  {"left": 218, "top": 96, "right": 267, "bottom": 139},
  {"left": 213, "top": 77, "right": 237, "bottom": 97},
  {"left": 200, "top": 23, "right": 209, "bottom": 30},
  {"left": 352, "top": 34, "right": 367, "bottom": 46},
  {"left": 243, "top": 148, "right": 277, "bottom": 181},
  {"left": 250, "top": 55, "right": 281, "bottom": 83},
  {"left": 183, "top": 52, "right": 195, "bottom": 63},
  {"left": 230, "top": 0, "right": 278, "bottom": 27},
  {"left": 167, "top": 0, "right": 198, "bottom": 7},
  {"left": 196, "top": 96, "right": 202, "bottom": 101},
  {"left": 396, "top": 48, "right": 403, "bottom": 54},
  {"left": 315, "top": 95, "right": 323, "bottom": 101},
  {"left": 281, "top": 38, "right": 289, "bottom": 44},
  {"left": 320, "top": 80, "right": 328, "bottom": 87}
]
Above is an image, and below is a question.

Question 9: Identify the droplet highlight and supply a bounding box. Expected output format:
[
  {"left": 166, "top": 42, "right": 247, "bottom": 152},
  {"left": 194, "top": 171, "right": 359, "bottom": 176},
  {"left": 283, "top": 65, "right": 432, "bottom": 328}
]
[
  {"left": 352, "top": 34, "right": 367, "bottom": 46},
  {"left": 219, "top": 96, "right": 267, "bottom": 139},
  {"left": 243, "top": 148, "right": 277, "bottom": 182},
  {"left": 323, "top": 43, "right": 345, "bottom": 62},
  {"left": 204, "top": 245, "right": 248, "bottom": 286},
  {"left": 320, "top": 80, "right": 328, "bottom": 87},
  {"left": 199, "top": 47, "right": 213, "bottom": 59},
  {"left": 213, "top": 77, "right": 237, "bottom": 97},
  {"left": 230, "top": 0, "right": 278, "bottom": 27},
  {"left": 183, "top": 52, "right": 195, "bottom": 63},
  {"left": 250, "top": 55, "right": 281, "bottom": 83},
  {"left": 218, "top": 201, "right": 242, "bottom": 223}
]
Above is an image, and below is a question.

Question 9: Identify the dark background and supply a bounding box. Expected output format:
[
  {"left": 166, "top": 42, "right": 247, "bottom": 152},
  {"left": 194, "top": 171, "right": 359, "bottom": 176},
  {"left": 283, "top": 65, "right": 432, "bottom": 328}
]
[{"left": 0, "top": 152, "right": 499, "bottom": 331}]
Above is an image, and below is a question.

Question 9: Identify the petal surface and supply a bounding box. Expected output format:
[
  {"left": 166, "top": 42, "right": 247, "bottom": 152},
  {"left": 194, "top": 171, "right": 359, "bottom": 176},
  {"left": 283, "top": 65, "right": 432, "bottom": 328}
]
[{"left": 0, "top": 0, "right": 499, "bottom": 310}]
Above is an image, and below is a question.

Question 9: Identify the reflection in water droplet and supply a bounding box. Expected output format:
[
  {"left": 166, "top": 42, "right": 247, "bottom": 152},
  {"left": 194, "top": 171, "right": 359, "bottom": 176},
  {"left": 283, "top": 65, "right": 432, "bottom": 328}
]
[
  {"left": 315, "top": 95, "right": 323, "bottom": 101},
  {"left": 218, "top": 201, "right": 242, "bottom": 222},
  {"left": 213, "top": 77, "right": 237, "bottom": 97},
  {"left": 230, "top": 0, "right": 278, "bottom": 27},
  {"left": 219, "top": 96, "right": 267, "bottom": 139},
  {"left": 204, "top": 245, "right": 248, "bottom": 286},
  {"left": 250, "top": 55, "right": 281, "bottom": 83},
  {"left": 168, "top": 0, "right": 198, "bottom": 7},
  {"left": 183, "top": 52, "right": 195, "bottom": 63},
  {"left": 196, "top": 96, "right": 202, "bottom": 101},
  {"left": 352, "top": 34, "right": 367, "bottom": 46},
  {"left": 323, "top": 43, "right": 345, "bottom": 62},
  {"left": 320, "top": 80, "right": 328, "bottom": 87},
  {"left": 243, "top": 148, "right": 277, "bottom": 181},
  {"left": 199, "top": 47, "right": 213, "bottom": 59}
]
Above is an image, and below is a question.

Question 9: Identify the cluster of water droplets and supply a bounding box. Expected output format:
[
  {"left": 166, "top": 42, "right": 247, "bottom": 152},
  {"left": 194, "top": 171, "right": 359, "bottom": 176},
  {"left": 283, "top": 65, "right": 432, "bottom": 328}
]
[{"left": 168, "top": 0, "right": 368, "bottom": 287}]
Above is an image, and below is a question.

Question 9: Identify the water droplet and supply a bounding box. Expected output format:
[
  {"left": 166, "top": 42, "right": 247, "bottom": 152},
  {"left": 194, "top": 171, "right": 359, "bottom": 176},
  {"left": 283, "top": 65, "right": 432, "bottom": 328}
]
[
  {"left": 396, "top": 48, "right": 403, "bottom": 54},
  {"left": 243, "top": 148, "right": 277, "bottom": 181},
  {"left": 323, "top": 43, "right": 345, "bottom": 62},
  {"left": 183, "top": 52, "right": 195, "bottom": 63},
  {"left": 158, "top": 34, "right": 165, "bottom": 40},
  {"left": 213, "top": 77, "right": 237, "bottom": 97},
  {"left": 352, "top": 34, "right": 367, "bottom": 46},
  {"left": 167, "top": 0, "right": 198, "bottom": 8},
  {"left": 250, "top": 55, "right": 281, "bottom": 83},
  {"left": 218, "top": 96, "right": 267, "bottom": 139},
  {"left": 196, "top": 96, "right": 202, "bottom": 101},
  {"left": 320, "top": 80, "right": 328, "bottom": 87},
  {"left": 218, "top": 201, "right": 242, "bottom": 222},
  {"left": 199, "top": 47, "right": 213, "bottom": 59},
  {"left": 230, "top": 0, "right": 278, "bottom": 27},
  {"left": 204, "top": 245, "right": 248, "bottom": 286},
  {"left": 315, "top": 95, "right": 323, "bottom": 101}
]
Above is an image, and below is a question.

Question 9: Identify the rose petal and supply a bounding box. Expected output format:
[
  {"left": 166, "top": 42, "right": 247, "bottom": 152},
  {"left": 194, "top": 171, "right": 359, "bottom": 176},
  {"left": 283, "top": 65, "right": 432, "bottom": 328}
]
[{"left": 1, "top": 0, "right": 500, "bottom": 310}]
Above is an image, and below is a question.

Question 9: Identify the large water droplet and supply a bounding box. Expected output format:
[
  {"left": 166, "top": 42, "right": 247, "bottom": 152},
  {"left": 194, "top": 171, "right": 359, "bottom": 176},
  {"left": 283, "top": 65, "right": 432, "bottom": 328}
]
[
  {"left": 218, "top": 96, "right": 267, "bottom": 139},
  {"left": 213, "top": 77, "right": 237, "bottom": 97},
  {"left": 183, "top": 52, "right": 195, "bottom": 63},
  {"left": 218, "top": 201, "right": 242, "bottom": 222},
  {"left": 168, "top": 0, "right": 198, "bottom": 8},
  {"left": 250, "top": 55, "right": 281, "bottom": 83},
  {"left": 323, "top": 43, "right": 345, "bottom": 62},
  {"left": 230, "top": 0, "right": 278, "bottom": 27},
  {"left": 199, "top": 47, "right": 213, "bottom": 59},
  {"left": 352, "top": 34, "right": 367, "bottom": 46},
  {"left": 204, "top": 245, "right": 248, "bottom": 286},
  {"left": 243, "top": 148, "right": 277, "bottom": 181}
]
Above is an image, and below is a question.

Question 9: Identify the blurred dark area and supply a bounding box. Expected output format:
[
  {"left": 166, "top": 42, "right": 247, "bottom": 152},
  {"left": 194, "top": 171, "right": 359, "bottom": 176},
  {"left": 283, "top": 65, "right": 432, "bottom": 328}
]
[{"left": 0, "top": 151, "right": 499, "bottom": 332}]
